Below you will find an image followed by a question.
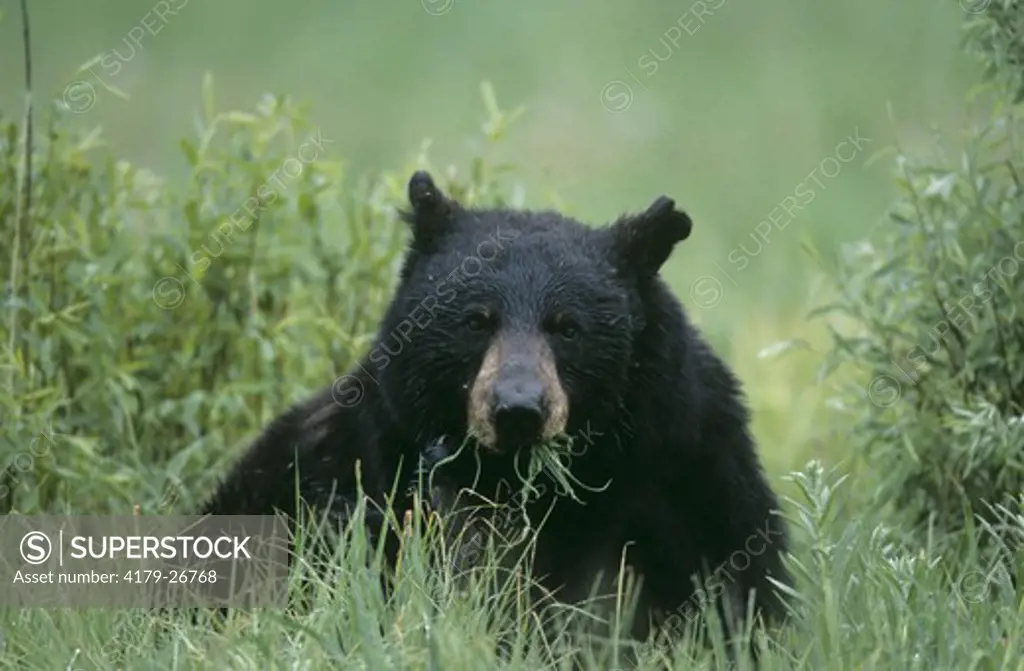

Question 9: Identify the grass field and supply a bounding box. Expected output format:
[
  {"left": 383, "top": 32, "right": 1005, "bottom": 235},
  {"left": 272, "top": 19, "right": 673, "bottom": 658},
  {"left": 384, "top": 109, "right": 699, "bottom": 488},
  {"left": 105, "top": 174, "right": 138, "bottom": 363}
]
[{"left": 2, "top": 0, "right": 1021, "bottom": 669}]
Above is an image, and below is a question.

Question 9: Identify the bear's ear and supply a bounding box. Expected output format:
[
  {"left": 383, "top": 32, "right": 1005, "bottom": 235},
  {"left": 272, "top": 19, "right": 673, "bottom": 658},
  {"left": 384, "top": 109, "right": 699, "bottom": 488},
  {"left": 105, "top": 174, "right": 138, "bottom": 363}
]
[
  {"left": 400, "top": 170, "right": 461, "bottom": 251},
  {"left": 608, "top": 195, "right": 693, "bottom": 277}
]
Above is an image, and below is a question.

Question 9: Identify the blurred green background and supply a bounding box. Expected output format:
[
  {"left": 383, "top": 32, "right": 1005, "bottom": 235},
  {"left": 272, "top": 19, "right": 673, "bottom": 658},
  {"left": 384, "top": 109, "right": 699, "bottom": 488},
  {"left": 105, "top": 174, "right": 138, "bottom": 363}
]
[{"left": 0, "top": 0, "right": 980, "bottom": 477}]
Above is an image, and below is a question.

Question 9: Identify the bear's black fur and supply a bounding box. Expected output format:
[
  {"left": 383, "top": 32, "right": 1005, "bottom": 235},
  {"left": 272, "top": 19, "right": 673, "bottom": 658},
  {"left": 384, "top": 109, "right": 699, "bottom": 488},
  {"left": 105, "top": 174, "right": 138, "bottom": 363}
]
[{"left": 200, "top": 170, "right": 791, "bottom": 651}]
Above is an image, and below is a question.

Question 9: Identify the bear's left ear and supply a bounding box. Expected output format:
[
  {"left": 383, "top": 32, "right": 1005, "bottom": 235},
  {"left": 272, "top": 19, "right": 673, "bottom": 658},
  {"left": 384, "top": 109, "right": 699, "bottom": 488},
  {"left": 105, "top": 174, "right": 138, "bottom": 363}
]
[
  {"left": 608, "top": 196, "right": 693, "bottom": 277},
  {"left": 400, "top": 170, "right": 462, "bottom": 252}
]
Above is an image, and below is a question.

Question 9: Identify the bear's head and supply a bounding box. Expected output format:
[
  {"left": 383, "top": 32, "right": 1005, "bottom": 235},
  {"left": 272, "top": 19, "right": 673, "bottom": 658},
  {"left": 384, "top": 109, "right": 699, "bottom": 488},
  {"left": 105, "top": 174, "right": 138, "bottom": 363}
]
[{"left": 370, "top": 170, "right": 692, "bottom": 459}]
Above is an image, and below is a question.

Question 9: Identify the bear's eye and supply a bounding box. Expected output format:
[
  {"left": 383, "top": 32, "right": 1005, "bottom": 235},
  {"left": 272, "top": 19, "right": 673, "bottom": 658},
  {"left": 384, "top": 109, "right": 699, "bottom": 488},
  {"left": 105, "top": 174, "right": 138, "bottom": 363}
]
[
  {"left": 464, "top": 309, "right": 492, "bottom": 332},
  {"left": 549, "top": 316, "right": 580, "bottom": 341}
]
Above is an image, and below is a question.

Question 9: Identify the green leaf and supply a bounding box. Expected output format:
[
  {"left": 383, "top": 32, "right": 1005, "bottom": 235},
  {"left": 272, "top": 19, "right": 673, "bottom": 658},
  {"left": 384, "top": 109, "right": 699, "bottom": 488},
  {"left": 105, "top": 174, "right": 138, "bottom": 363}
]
[
  {"left": 923, "top": 173, "right": 957, "bottom": 200},
  {"left": 863, "top": 144, "right": 899, "bottom": 170},
  {"left": 757, "top": 338, "right": 815, "bottom": 360},
  {"left": 222, "top": 111, "right": 259, "bottom": 125},
  {"left": 179, "top": 139, "right": 199, "bottom": 168},
  {"left": 202, "top": 71, "right": 216, "bottom": 125}
]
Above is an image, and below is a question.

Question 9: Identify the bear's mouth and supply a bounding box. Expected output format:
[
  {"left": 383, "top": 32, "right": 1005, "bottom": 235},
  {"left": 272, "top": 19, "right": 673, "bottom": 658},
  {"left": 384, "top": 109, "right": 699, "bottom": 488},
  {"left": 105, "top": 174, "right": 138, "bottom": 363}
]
[
  {"left": 467, "top": 424, "right": 543, "bottom": 456},
  {"left": 492, "top": 403, "right": 546, "bottom": 452}
]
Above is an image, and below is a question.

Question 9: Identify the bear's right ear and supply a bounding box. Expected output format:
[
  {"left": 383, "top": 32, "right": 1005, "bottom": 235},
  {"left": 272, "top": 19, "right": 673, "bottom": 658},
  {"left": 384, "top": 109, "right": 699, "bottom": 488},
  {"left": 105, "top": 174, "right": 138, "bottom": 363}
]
[{"left": 400, "top": 170, "right": 461, "bottom": 251}]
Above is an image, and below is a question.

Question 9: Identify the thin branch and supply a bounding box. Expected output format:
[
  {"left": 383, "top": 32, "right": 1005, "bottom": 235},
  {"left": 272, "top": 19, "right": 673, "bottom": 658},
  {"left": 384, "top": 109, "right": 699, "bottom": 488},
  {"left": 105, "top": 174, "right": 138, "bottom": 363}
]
[{"left": 8, "top": 0, "right": 34, "bottom": 390}]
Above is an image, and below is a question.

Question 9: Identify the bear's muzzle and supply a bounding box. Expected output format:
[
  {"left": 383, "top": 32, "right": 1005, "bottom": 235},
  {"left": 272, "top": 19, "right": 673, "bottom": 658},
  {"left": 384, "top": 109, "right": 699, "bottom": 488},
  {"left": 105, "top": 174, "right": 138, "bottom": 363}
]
[{"left": 468, "top": 332, "right": 568, "bottom": 453}]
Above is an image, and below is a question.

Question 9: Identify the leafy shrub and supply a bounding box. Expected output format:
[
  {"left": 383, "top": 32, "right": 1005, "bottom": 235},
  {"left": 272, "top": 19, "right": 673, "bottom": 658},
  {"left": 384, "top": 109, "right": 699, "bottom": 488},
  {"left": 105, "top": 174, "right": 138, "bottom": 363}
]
[
  {"left": 0, "top": 72, "right": 529, "bottom": 515},
  {"left": 961, "top": 0, "right": 1024, "bottom": 104},
  {"left": 811, "top": 1, "right": 1024, "bottom": 557}
]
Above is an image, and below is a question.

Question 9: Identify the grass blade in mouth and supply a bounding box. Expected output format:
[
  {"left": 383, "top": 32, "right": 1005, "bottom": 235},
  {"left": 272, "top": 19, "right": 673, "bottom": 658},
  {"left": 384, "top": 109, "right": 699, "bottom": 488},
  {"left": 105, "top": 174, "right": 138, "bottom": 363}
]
[{"left": 513, "top": 432, "right": 612, "bottom": 505}]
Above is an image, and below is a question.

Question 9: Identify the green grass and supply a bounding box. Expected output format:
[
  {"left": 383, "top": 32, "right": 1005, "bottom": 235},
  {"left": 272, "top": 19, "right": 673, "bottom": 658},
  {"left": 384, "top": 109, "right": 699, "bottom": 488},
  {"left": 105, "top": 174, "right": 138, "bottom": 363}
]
[
  {"left": 3, "top": 463, "right": 1023, "bottom": 670},
  {"left": 2, "top": 0, "right": 1022, "bottom": 668}
]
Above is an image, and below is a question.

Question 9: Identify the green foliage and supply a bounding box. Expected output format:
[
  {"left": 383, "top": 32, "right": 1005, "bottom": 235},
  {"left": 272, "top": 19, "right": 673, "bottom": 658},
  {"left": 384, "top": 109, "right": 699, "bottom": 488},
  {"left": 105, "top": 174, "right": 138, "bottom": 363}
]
[
  {"left": 811, "top": 3, "right": 1024, "bottom": 554},
  {"left": 962, "top": 0, "right": 1024, "bottom": 104},
  {"left": 0, "top": 75, "right": 525, "bottom": 515}
]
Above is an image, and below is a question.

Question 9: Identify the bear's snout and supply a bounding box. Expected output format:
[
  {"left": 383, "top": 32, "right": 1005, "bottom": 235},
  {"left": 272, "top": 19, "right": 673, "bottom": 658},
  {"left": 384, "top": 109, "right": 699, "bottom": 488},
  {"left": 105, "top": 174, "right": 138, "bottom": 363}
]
[
  {"left": 492, "top": 376, "right": 546, "bottom": 448},
  {"left": 468, "top": 332, "right": 569, "bottom": 452}
]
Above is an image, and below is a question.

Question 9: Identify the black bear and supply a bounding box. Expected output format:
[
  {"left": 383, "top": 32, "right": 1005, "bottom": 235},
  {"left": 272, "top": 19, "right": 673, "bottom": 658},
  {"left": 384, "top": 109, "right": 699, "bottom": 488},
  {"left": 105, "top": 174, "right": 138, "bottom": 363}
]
[{"left": 200, "top": 170, "right": 791, "bottom": 649}]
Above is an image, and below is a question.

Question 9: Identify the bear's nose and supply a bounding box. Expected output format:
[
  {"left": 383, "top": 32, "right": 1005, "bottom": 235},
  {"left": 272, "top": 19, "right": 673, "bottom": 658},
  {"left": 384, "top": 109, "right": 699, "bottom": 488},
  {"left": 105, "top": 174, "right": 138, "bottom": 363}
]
[{"left": 492, "top": 379, "right": 545, "bottom": 447}]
